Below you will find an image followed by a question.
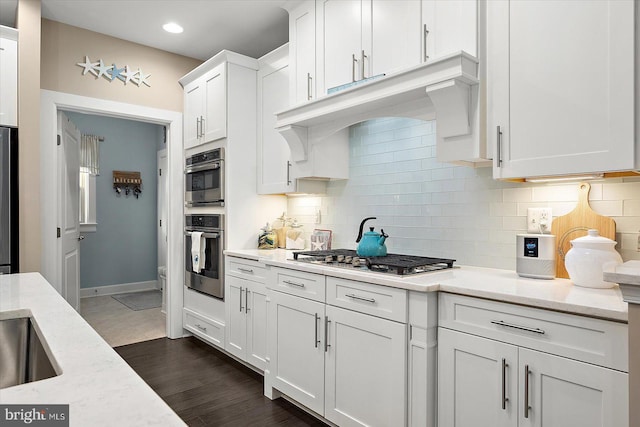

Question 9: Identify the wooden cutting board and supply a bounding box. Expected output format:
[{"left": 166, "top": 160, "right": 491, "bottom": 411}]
[{"left": 551, "top": 182, "right": 616, "bottom": 279}]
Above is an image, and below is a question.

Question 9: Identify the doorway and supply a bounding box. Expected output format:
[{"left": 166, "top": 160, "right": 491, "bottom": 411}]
[
  {"left": 40, "top": 89, "right": 184, "bottom": 340},
  {"left": 61, "top": 111, "right": 168, "bottom": 346}
]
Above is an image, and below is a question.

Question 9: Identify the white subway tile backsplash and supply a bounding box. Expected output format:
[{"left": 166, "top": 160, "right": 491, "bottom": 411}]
[{"left": 287, "top": 118, "right": 640, "bottom": 266}]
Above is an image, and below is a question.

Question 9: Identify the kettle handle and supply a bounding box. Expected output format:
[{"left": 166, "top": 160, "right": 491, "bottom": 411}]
[{"left": 356, "top": 217, "right": 377, "bottom": 243}]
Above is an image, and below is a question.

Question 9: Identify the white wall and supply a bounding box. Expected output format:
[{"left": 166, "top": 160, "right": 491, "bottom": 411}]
[{"left": 288, "top": 117, "right": 640, "bottom": 270}]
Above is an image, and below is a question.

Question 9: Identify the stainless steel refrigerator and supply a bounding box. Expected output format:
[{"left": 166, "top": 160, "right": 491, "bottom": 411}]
[{"left": 0, "top": 126, "right": 18, "bottom": 274}]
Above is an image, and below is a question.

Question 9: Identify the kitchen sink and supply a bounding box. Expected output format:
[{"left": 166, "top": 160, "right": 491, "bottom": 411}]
[{"left": 0, "top": 315, "right": 59, "bottom": 389}]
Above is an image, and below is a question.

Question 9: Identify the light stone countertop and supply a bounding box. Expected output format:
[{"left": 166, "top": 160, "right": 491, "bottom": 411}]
[
  {"left": 0, "top": 273, "right": 185, "bottom": 427},
  {"left": 225, "top": 249, "right": 628, "bottom": 322}
]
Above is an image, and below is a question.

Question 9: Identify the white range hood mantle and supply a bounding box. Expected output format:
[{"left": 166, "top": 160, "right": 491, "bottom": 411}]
[{"left": 276, "top": 52, "right": 479, "bottom": 161}]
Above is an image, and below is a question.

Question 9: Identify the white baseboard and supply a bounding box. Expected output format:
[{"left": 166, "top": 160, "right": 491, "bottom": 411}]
[{"left": 80, "top": 280, "right": 159, "bottom": 298}]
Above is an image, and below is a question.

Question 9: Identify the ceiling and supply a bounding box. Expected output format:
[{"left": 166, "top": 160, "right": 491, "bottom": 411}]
[{"left": 0, "top": 0, "right": 289, "bottom": 61}]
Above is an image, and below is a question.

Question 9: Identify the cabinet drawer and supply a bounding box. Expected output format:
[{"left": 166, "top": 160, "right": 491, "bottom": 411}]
[
  {"left": 268, "top": 267, "right": 325, "bottom": 302},
  {"left": 326, "top": 277, "right": 407, "bottom": 322},
  {"left": 227, "top": 257, "right": 266, "bottom": 283},
  {"left": 439, "top": 293, "right": 628, "bottom": 371},
  {"left": 183, "top": 308, "right": 225, "bottom": 349}
]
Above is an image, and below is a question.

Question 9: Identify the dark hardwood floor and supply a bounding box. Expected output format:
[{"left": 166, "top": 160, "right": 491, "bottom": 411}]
[{"left": 115, "top": 337, "right": 328, "bottom": 427}]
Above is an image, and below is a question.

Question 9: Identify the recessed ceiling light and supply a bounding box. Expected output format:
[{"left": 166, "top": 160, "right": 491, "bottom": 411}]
[{"left": 163, "top": 22, "right": 183, "bottom": 34}]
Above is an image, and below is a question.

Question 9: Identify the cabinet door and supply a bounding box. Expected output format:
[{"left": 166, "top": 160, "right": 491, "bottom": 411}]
[
  {"left": 183, "top": 82, "right": 203, "bottom": 149},
  {"left": 203, "top": 63, "right": 227, "bottom": 142},
  {"left": 324, "top": 305, "right": 407, "bottom": 427},
  {"left": 370, "top": 0, "right": 421, "bottom": 78},
  {"left": 245, "top": 281, "right": 268, "bottom": 370},
  {"left": 317, "top": 0, "right": 364, "bottom": 94},
  {"left": 268, "top": 290, "right": 326, "bottom": 414},
  {"left": 257, "top": 57, "right": 294, "bottom": 194},
  {"left": 519, "top": 348, "right": 628, "bottom": 427},
  {"left": 225, "top": 276, "right": 247, "bottom": 361},
  {"left": 438, "top": 328, "right": 518, "bottom": 427},
  {"left": 290, "top": 1, "right": 316, "bottom": 104},
  {"left": 0, "top": 36, "right": 17, "bottom": 127},
  {"left": 422, "top": 0, "right": 477, "bottom": 61},
  {"left": 489, "top": 0, "right": 635, "bottom": 179}
]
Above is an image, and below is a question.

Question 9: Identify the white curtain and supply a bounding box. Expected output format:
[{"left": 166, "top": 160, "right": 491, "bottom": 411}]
[{"left": 80, "top": 134, "right": 100, "bottom": 175}]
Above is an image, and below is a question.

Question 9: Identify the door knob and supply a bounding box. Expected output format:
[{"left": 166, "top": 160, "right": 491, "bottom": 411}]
[{"left": 78, "top": 235, "right": 85, "bottom": 241}]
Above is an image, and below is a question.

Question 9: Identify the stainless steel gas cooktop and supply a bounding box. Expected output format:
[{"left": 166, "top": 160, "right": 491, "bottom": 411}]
[{"left": 292, "top": 249, "right": 455, "bottom": 276}]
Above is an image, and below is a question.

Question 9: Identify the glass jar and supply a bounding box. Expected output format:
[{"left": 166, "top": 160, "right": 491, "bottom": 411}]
[
  {"left": 258, "top": 223, "right": 277, "bottom": 249},
  {"left": 286, "top": 220, "right": 306, "bottom": 250},
  {"left": 273, "top": 212, "right": 289, "bottom": 249}
]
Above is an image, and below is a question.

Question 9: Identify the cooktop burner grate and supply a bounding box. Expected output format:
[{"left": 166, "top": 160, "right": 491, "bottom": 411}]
[{"left": 292, "top": 249, "right": 455, "bottom": 275}]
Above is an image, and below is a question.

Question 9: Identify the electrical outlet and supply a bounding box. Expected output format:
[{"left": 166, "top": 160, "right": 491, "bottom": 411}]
[{"left": 527, "top": 207, "right": 552, "bottom": 233}]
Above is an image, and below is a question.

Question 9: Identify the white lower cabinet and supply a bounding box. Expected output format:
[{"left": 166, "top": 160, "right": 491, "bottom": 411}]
[
  {"left": 225, "top": 270, "right": 269, "bottom": 370},
  {"left": 266, "top": 270, "right": 409, "bottom": 427},
  {"left": 438, "top": 293, "right": 629, "bottom": 427},
  {"left": 183, "top": 287, "right": 226, "bottom": 349}
]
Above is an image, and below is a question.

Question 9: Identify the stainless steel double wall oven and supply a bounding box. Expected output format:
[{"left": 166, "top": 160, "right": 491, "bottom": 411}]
[{"left": 185, "top": 148, "right": 224, "bottom": 207}]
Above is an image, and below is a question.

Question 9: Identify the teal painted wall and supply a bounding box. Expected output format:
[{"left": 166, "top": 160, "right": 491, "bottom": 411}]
[{"left": 66, "top": 112, "right": 161, "bottom": 288}]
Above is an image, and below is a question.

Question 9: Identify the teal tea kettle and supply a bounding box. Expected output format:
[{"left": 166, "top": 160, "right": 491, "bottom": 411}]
[{"left": 355, "top": 217, "right": 388, "bottom": 257}]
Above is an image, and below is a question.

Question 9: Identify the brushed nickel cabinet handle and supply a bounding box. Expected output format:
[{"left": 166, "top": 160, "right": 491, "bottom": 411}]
[
  {"left": 196, "top": 117, "right": 201, "bottom": 138},
  {"left": 345, "top": 293, "right": 376, "bottom": 303},
  {"left": 324, "top": 316, "right": 331, "bottom": 352},
  {"left": 307, "top": 73, "right": 313, "bottom": 100},
  {"left": 239, "top": 287, "right": 244, "bottom": 312},
  {"left": 352, "top": 54, "right": 358, "bottom": 82},
  {"left": 287, "top": 161, "right": 292, "bottom": 186},
  {"left": 524, "top": 364, "right": 531, "bottom": 418},
  {"left": 195, "top": 323, "right": 207, "bottom": 332},
  {"left": 283, "top": 279, "right": 305, "bottom": 288},
  {"left": 501, "top": 358, "right": 509, "bottom": 410},
  {"left": 200, "top": 116, "right": 205, "bottom": 137},
  {"left": 314, "top": 313, "right": 320, "bottom": 348},
  {"left": 424, "top": 24, "right": 430, "bottom": 61},
  {"left": 491, "top": 320, "right": 545, "bottom": 335},
  {"left": 496, "top": 126, "right": 503, "bottom": 167},
  {"left": 361, "top": 50, "right": 367, "bottom": 80},
  {"left": 245, "top": 289, "right": 250, "bottom": 312},
  {"left": 237, "top": 267, "right": 254, "bottom": 274}
]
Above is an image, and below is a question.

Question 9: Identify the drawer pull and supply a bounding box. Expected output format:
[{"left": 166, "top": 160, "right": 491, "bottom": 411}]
[
  {"left": 237, "top": 267, "right": 254, "bottom": 274},
  {"left": 524, "top": 364, "right": 531, "bottom": 418},
  {"left": 314, "top": 313, "right": 320, "bottom": 348},
  {"left": 345, "top": 293, "right": 376, "bottom": 304},
  {"left": 283, "top": 280, "right": 306, "bottom": 288},
  {"left": 325, "top": 316, "right": 331, "bottom": 352},
  {"left": 491, "top": 320, "right": 545, "bottom": 335},
  {"left": 501, "top": 358, "right": 509, "bottom": 410},
  {"left": 195, "top": 323, "right": 207, "bottom": 332}
]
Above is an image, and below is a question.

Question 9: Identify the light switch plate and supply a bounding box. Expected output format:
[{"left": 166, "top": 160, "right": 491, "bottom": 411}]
[{"left": 527, "top": 207, "right": 552, "bottom": 233}]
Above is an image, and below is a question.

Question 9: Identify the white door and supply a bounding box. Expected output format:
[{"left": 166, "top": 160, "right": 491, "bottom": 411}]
[
  {"left": 370, "top": 0, "right": 421, "bottom": 78},
  {"left": 324, "top": 305, "right": 407, "bottom": 427},
  {"left": 422, "top": 0, "right": 477, "bottom": 61},
  {"left": 268, "top": 290, "right": 326, "bottom": 414},
  {"left": 317, "top": 0, "right": 364, "bottom": 94},
  {"left": 245, "top": 281, "right": 268, "bottom": 370},
  {"left": 183, "top": 81, "right": 203, "bottom": 149},
  {"left": 290, "top": 0, "right": 316, "bottom": 103},
  {"left": 225, "top": 275, "right": 247, "bottom": 361},
  {"left": 438, "top": 328, "right": 518, "bottom": 427},
  {"left": 57, "top": 112, "right": 81, "bottom": 311},
  {"left": 257, "top": 59, "right": 293, "bottom": 194},
  {"left": 203, "top": 63, "right": 227, "bottom": 142},
  {"left": 519, "top": 348, "right": 628, "bottom": 427},
  {"left": 489, "top": 0, "right": 635, "bottom": 179},
  {"left": 157, "top": 149, "right": 167, "bottom": 269}
]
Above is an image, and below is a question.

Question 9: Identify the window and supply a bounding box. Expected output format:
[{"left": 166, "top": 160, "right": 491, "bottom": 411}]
[{"left": 79, "top": 134, "right": 100, "bottom": 232}]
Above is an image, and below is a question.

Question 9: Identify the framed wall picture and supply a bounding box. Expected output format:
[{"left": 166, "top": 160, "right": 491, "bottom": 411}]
[{"left": 310, "top": 229, "right": 332, "bottom": 251}]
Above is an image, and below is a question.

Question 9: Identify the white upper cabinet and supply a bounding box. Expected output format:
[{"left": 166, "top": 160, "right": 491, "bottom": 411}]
[
  {"left": 0, "top": 27, "right": 18, "bottom": 127},
  {"left": 316, "top": 0, "right": 421, "bottom": 96},
  {"left": 288, "top": 1, "right": 317, "bottom": 104},
  {"left": 488, "top": 0, "right": 636, "bottom": 179},
  {"left": 422, "top": 0, "right": 477, "bottom": 61},
  {"left": 182, "top": 63, "right": 227, "bottom": 149}
]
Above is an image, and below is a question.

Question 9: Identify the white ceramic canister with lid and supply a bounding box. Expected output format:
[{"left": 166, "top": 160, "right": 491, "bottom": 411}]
[{"left": 564, "top": 229, "right": 623, "bottom": 288}]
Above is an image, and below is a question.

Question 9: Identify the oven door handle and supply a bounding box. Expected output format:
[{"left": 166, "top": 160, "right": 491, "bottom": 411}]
[
  {"left": 184, "top": 161, "right": 222, "bottom": 174},
  {"left": 184, "top": 231, "right": 221, "bottom": 239}
]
